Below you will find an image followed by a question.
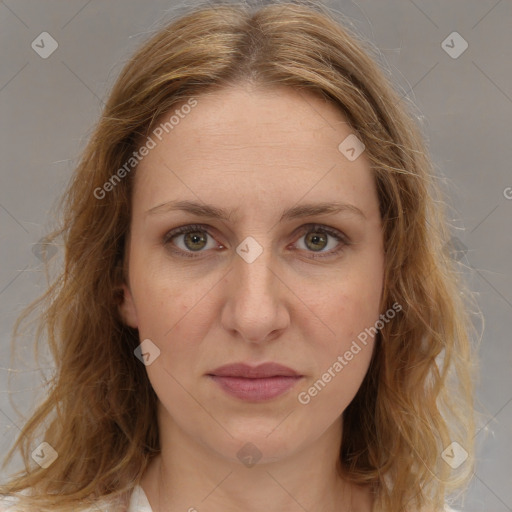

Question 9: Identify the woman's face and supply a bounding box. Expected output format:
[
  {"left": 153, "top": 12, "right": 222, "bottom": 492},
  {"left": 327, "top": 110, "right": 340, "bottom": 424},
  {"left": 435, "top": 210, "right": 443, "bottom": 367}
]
[{"left": 120, "top": 84, "right": 384, "bottom": 464}]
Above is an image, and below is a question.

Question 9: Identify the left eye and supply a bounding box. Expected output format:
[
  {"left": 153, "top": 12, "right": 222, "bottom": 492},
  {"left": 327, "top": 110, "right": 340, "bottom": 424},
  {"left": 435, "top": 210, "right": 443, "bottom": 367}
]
[
  {"left": 294, "top": 226, "right": 346, "bottom": 257},
  {"left": 163, "top": 223, "right": 348, "bottom": 259}
]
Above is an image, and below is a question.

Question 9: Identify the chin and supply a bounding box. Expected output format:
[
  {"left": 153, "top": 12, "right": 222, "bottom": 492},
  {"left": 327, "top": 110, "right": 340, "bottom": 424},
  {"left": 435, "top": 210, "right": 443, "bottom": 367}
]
[{"left": 204, "top": 419, "right": 318, "bottom": 467}]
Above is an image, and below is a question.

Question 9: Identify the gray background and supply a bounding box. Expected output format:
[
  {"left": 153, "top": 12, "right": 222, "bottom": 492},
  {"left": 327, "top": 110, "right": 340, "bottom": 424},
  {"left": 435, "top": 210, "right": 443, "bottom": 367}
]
[{"left": 0, "top": 0, "right": 511, "bottom": 510}]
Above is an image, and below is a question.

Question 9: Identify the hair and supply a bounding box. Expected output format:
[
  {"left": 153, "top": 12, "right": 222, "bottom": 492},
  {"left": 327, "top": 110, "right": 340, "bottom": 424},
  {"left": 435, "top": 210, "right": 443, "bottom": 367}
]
[{"left": 0, "top": 1, "right": 480, "bottom": 511}]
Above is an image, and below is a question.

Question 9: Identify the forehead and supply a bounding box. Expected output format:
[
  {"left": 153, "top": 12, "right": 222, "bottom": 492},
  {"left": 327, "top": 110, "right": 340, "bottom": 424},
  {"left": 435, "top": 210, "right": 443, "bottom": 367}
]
[
  {"left": 133, "top": 84, "right": 378, "bottom": 221},
  {"left": 158, "top": 84, "right": 352, "bottom": 153}
]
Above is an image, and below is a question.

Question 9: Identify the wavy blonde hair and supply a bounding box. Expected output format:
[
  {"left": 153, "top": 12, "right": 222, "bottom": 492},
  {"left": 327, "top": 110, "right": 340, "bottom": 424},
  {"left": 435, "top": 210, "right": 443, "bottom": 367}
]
[{"left": 1, "top": 1, "right": 479, "bottom": 511}]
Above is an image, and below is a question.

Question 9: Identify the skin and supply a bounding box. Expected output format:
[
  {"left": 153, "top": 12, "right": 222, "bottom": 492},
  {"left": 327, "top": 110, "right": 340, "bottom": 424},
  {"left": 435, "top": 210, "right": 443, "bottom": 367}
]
[{"left": 119, "top": 83, "right": 384, "bottom": 512}]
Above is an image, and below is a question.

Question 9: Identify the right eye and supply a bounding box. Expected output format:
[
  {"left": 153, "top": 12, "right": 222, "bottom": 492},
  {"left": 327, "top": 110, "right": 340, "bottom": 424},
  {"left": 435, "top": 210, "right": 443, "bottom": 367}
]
[{"left": 163, "top": 224, "right": 223, "bottom": 258}]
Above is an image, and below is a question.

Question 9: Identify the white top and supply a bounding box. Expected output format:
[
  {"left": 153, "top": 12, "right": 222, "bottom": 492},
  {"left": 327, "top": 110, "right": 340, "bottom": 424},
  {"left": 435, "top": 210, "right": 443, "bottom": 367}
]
[
  {"left": 0, "top": 485, "right": 462, "bottom": 511},
  {"left": 0, "top": 484, "right": 151, "bottom": 511},
  {"left": 126, "top": 485, "right": 153, "bottom": 511}
]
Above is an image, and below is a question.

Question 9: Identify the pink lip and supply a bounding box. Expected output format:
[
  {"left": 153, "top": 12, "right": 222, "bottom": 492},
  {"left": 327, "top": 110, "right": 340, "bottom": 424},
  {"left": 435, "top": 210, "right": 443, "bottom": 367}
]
[{"left": 207, "top": 363, "right": 303, "bottom": 401}]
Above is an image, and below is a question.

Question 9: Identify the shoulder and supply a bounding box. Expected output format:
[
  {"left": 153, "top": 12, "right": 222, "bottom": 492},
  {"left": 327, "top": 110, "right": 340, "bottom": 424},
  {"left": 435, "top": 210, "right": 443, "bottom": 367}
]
[
  {"left": 0, "top": 493, "right": 24, "bottom": 511},
  {"left": 0, "top": 494, "right": 112, "bottom": 512},
  {"left": 0, "top": 485, "right": 152, "bottom": 511},
  {"left": 429, "top": 505, "right": 465, "bottom": 512},
  {"left": 0, "top": 494, "right": 22, "bottom": 511},
  {"left": 405, "top": 504, "right": 466, "bottom": 512}
]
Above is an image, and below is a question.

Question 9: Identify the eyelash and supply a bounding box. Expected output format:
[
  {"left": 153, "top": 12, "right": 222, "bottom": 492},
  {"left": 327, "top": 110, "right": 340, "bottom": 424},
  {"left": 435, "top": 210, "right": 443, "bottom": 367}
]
[{"left": 162, "top": 223, "right": 349, "bottom": 260}]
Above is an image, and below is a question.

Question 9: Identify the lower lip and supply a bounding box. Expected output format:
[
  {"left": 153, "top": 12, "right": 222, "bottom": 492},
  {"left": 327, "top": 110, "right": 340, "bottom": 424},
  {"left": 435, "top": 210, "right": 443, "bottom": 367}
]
[{"left": 209, "top": 375, "right": 303, "bottom": 401}]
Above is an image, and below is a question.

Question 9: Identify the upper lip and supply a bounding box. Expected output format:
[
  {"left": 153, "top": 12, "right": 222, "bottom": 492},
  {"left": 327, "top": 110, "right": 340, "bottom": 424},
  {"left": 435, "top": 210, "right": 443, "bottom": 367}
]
[{"left": 208, "top": 363, "right": 302, "bottom": 378}]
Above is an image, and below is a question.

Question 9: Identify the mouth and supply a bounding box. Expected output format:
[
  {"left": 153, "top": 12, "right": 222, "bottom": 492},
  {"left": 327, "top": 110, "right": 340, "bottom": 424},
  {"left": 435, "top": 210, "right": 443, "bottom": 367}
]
[{"left": 207, "top": 362, "right": 303, "bottom": 402}]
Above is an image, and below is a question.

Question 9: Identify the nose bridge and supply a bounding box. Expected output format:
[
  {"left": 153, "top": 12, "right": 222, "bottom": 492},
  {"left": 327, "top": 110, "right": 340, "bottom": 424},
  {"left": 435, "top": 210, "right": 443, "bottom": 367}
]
[{"left": 234, "top": 234, "right": 278, "bottom": 303}]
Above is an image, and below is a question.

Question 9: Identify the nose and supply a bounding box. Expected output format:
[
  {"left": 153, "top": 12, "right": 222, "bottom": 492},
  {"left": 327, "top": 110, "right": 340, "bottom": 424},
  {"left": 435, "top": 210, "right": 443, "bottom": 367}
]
[{"left": 220, "top": 242, "right": 290, "bottom": 345}]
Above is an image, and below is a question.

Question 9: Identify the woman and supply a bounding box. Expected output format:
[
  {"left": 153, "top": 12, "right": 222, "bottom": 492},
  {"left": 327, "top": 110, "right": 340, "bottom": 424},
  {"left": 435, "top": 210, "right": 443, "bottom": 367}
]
[{"left": 0, "top": 1, "right": 478, "bottom": 511}]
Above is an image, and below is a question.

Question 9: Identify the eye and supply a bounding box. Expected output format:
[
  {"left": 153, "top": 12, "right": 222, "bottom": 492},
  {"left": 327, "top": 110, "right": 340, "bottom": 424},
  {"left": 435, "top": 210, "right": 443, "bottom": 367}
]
[
  {"left": 162, "top": 223, "right": 349, "bottom": 259},
  {"left": 292, "top": 224, "right": 348, "bottom": 259},
  {"left": 162, "top": 224, "right": 221, "bottom": 258}
]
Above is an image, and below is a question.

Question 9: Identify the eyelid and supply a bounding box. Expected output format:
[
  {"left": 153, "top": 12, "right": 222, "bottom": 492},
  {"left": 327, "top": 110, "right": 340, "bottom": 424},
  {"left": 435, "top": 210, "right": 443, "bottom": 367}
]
[{"left": 163, "top": 222, "right": 350, "bottom": 259}]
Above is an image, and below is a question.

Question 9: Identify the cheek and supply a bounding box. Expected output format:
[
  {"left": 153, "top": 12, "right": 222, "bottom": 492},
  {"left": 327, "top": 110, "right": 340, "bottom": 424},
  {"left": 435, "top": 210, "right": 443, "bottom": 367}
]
[
  {"left": 128, "top": 258, "right": 219, "bottom": 378},
  {"left": 128, "top": 250, "right": 201, "bottom": 332},
  {"left": 302, "top": 254, "right": 383, "bottom": 406},
  {"left": 315, "top": 263, "right": 383, "bottom": 349},
  {"left": 296, "top": 283, "right": 380, "bottom": 421}
]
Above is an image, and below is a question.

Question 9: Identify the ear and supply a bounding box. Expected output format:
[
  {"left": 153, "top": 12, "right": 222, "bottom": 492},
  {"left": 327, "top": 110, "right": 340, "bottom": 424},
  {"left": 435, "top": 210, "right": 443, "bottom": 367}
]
[{"left": 118, "top": 283, "right": 139, "bottom": 328}]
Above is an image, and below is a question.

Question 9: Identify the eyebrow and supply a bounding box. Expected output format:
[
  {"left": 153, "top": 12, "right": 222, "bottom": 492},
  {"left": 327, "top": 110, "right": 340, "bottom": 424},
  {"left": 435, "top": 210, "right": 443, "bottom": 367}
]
[{"left": 146, "top": 199, "right": 366, "bottom": 222}]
